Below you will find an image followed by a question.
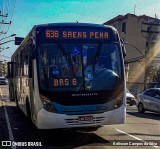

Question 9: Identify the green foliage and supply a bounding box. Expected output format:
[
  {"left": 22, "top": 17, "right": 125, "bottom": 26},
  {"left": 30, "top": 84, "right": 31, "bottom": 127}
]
[
  {"left": 147, "top": 65, "right": 157, "bottom": 81},
  {"left": 153, "top": 68, "right": 160, "bottom": 83}
]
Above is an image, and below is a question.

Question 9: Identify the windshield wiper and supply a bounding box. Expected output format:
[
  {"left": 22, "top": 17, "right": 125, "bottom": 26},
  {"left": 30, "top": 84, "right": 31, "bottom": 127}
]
[
  {"left": 39, "top": 46, "right": 49, "bottom": 88},
  {"left": 43, "top": 66, "right": 49, "bottom": 88},
  {"left": 76, "top": 43, "right": 103, "bottom": 91},
  {"left": 57, "top": 42, "right": 76, "bottom": 77},
  {"left": 92, "top": 43, "right": 103, "bottom": 75}
]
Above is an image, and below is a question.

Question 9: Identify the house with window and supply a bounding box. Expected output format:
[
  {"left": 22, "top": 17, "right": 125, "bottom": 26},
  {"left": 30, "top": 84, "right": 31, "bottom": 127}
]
[{"left": 104, "top": 13, "right": 160, "bottom": 94}]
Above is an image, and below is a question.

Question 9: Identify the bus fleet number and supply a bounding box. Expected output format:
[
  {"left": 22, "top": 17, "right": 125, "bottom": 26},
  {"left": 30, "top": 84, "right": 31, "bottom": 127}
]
[{"left": 54, "top": 78, "right": 77, "bottom": 87}]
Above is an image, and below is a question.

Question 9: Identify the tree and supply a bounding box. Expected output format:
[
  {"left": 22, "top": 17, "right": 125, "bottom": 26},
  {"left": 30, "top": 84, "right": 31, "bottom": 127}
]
[
  {"left": 146, "top": 65, "right": 158, "bottom": 83},
  {"left": 153, "top": 68, "right": 160, "bottom": 83}
]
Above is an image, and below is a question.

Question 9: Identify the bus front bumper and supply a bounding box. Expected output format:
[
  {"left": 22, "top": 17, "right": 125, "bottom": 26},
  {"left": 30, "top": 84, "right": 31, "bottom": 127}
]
[{"left": 36, "top": 106, "right": 125, "bottom": 129}]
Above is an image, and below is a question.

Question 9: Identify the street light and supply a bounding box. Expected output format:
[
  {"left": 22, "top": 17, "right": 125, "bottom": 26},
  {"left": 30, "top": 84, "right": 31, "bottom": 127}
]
[
  {"left": 0, "top": 47, "right": 10, "bottom": 52},
  {"left": 0, "top": 40, "right": 15, "bottom": 45},
  {"left": 0, "top": 31, "right": 6, "bottom": 35},
  {"left": 0, "top": 34, "right": 16, "bottom": 41}
]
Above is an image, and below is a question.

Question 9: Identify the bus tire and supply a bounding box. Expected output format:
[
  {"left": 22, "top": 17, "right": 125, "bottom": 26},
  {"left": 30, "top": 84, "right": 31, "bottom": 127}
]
[{"left": 26, "top": 99, "right": 31, "bottom": 121}]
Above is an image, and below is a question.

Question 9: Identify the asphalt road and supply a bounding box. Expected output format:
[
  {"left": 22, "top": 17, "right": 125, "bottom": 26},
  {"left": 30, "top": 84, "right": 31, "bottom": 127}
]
[{"left": 0, "top": 85, "right": 160, "bottom": 149}]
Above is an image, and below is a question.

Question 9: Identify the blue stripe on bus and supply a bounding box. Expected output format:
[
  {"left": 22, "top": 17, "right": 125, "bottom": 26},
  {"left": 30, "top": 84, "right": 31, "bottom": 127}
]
[{"left": 52, "top": 101, "right": 114, "bottom": 115}]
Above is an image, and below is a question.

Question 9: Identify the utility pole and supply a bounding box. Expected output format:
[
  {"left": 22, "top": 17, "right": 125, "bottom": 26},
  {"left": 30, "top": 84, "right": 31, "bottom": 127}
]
[
  {"left": 0, "top": 10, "right": 11, "bottom": 25},
  {"left": 141, "top": 21, "right": 160, "bottom": 90},
  {"left": 0, "top": 21, "right": 11, "bottom": 24}
]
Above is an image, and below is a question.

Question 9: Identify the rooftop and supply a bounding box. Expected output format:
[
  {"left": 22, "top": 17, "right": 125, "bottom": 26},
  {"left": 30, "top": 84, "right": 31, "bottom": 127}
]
[{"left": 103, "top": 13, "right": 160, "bottom": 24}]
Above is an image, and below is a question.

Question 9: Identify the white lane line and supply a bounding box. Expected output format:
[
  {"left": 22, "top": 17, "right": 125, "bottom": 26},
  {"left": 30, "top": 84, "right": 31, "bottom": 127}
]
[
  {"left": 3, "top": 96, "right": 17, "bottom": 149},
  {"left": 115, "top": 128, "right": 159, "bottom": 148}
]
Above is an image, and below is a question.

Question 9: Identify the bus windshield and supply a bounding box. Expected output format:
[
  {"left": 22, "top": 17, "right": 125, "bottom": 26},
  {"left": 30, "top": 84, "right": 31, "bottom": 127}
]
[{"left": 38, "top": 43, "right": 122, "bottom": 91}]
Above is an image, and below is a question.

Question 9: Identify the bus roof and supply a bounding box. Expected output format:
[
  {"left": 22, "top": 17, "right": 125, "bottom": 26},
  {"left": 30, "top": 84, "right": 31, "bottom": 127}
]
[
  {"left": 34, "top": 23, "right": 118, "bottom": 35},
  {"left": 35, "top": 22, "right": 116, "bottom": 30}
]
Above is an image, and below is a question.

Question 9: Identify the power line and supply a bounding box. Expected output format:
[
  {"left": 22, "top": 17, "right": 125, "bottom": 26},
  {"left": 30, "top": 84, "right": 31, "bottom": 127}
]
[
  {"left": 125, "top": 42, "right": 144, "bottom": 56},
  {"left": 1, "top": 0, "right": 10, "bottom": 35},
  {"left": 0, "top": 0, "right": 12, "bottom": 37},
  {"left": 0, "top": 14, "right": 8, "bottom": 17},
  {"left": 2, "top": 0, "right": 16, "bottom": 39},
  {"left": 125, "top": 56, "right": 144, "bottom": 64},
  {"left": 0, "top": 39, "right": 15, "bottom": 45},
  {"left": 0, "top": 21, "right": 11, "bottom": 24},
  {"left": 0, "top": 0, "right": 4, "bottom": 30}
]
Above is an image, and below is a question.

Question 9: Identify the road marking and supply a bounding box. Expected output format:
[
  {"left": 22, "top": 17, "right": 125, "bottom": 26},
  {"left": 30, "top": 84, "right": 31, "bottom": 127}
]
[
  {"left": 115, "top": 128, "right": 159, "bottom": 148},
  {"left": 3, "top": 98, "right": 17, "bottom": 149}
]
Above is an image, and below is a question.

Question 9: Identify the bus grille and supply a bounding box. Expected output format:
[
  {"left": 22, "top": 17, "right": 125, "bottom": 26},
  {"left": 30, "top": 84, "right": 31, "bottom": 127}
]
[{"left": 65, "top": 116, "right": 105, "bottom": 126}]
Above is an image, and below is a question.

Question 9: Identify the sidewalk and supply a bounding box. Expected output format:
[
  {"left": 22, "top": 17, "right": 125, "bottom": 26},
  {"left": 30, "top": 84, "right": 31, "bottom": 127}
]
[
  {"left": 0, "top": 86, "right": 11, "bottom": 149},
  {"left": 0, "top": 88, "right": 9, "bottom": 143}
]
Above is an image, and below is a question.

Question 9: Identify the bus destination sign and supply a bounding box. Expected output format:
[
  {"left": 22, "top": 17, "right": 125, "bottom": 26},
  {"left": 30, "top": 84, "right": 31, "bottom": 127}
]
[{"left": 45, "top": 29, "right": 109, "bottom": 39}]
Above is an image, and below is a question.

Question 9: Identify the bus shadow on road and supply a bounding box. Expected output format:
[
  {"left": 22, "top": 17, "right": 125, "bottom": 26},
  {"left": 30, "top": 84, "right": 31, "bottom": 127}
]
[
  {"left": 33, "top": 129, "right": 110, "bottom": 148},
  {"left": 5, "top": 105, "right": 110, "bottom": 148},
  {"left": 127, "top": 111, "right": 160, "bottom": 121}
]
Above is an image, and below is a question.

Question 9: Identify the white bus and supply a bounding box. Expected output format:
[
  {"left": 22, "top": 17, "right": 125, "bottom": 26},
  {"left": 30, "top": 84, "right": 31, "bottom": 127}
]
[{"left": 8, "top": 23, "right": 126, "bottom": 129}]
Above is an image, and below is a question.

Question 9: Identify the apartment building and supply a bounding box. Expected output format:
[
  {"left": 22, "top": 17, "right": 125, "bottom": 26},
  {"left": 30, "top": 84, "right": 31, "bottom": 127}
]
[{"left": 104, "top": 13, "right": 160, "bottom": 93}]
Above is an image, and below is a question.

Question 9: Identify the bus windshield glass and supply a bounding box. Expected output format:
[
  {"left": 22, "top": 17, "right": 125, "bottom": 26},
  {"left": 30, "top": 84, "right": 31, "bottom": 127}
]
[{"left": 38, "top": 43, "right": 122, "bottom": 91}]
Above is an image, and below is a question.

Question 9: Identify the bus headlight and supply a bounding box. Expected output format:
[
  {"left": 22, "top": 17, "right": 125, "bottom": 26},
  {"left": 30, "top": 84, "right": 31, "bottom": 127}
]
[{"left": 40, "top": 95, "right": 56, "bottom": 113}]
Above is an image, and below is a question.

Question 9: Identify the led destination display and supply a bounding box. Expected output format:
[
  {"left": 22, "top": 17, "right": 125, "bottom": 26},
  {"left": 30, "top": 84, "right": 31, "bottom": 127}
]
[{"left": 45, "top": 30, "right": 109, "bottom": 39}]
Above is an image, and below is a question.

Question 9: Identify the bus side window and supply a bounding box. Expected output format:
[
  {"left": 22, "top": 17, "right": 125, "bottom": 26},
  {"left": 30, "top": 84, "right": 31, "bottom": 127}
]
[
  {"left": 16, "top": 53, "right": 20, "bottom": 76},
  {"left": 23, "top": 48, "right": 29, "bottom": 76},
  {"left": 20, "top": 50, "right": 24, "bottom": 76}
]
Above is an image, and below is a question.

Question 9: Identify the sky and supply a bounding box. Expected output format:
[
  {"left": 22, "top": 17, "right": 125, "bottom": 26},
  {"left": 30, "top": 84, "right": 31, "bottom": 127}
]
[{"left": 0, "top": 0, "right": 160, "bottom": 61}]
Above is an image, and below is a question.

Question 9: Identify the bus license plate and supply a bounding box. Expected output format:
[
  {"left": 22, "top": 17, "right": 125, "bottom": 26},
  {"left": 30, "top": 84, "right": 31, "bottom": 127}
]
[{"left": 78, "top": 116, "right": 93, "bottom": 122}]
